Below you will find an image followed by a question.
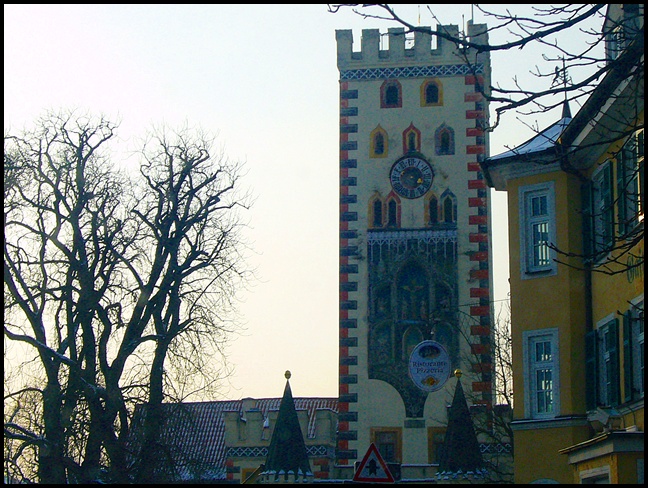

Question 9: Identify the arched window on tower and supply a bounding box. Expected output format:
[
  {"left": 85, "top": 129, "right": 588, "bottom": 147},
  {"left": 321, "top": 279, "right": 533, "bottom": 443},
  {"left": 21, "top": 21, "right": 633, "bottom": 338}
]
[
  {"left": 375, "top": 132, "right": 385, "bottom": 155},
  {"left": 381, "top": 79, "right": 402, "bottom": 109},
  {"left": 408, "top": 132, "right": 416, "bottom": 152},
  {"left": 386, "top": 85, "right": 399, "bottom": 105},
  {"left": 441, "top": 132, "right": 450, "bottom": 153},
  {"left": 388, "top": 199, "right": 398, "bottom": 227},
  {"left": 370, "top": 125, "right": 388, "bottom": 158},
  {"left": 426, "top": 193, "right": 439, "bottom": 225},
  {"left": 420, "top": 79, "right": 443, "bottom": 107},
  {"left": 369, "top": 193, "right": 384, "bottom": 229},
  {"left": 426, "top": 83, "right": 439, "bottom": 104},
  {"left": 435, "top": 124, "right": 455, "bottom": 156},
  {"left": 385, "top": 192, "right": 401, "bottom": 228},
  {"left": 372, "top": 198, "right": 383, "bottom": 228},
  {"left": 441, "top": 191, "right": 457, "bottom": 224},
  {"left": 402, "top": 124, "right": 421, "bottom": 154}
]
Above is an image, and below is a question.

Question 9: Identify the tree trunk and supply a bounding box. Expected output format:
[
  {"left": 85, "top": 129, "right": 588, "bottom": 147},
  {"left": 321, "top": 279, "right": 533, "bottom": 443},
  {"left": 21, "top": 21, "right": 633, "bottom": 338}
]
[
  {"left": 40, "top": 379, "right": 67, "bottom": 484},
  {"left": 134, "top": 339, "right": 170, "bottom": 483}
]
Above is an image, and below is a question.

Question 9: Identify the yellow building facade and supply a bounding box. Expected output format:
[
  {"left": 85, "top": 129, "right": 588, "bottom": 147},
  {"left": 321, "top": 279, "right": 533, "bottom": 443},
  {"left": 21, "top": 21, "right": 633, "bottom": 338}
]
[{"left": 482, "top": 4, "right": 643, "bottom": 484}]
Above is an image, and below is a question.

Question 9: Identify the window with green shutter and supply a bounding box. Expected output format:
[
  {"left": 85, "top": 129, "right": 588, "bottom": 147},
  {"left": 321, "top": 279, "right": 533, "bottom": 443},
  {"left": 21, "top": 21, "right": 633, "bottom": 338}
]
[
  {"left": 581, "top": 182, "right": 594, "bottom": 261},
  {"left": 598, "top": 318, "right": 620, "bottom": 407},
  {"left": 625, "top": 300, "right": 644, "bottom": 402},
  {"left": 617, "top": 130, "right": 643, "bottom": 236},
  {"left": 623, "top": 311, "right": 633, "bottom": 402},
  {"left": 592, "top": 162, "right": 614, "bottom": 259},
  {"left": 585, "top": 329, "right": 598, "bottom": 411}
]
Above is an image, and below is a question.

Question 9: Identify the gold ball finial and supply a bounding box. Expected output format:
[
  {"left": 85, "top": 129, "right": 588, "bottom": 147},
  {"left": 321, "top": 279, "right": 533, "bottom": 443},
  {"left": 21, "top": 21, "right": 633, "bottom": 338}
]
[
  {"left": 285, "top": 370, "right": 291, "bottom": 380},
  {"left": 454, "top": 369, "right": 463, "bottom": 378}
]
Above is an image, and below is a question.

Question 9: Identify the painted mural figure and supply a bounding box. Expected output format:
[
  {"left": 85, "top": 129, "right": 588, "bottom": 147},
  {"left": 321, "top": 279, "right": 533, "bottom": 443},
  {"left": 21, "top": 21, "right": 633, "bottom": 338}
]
[{"left": 398, "top": 265, "right": 429, "bottom": 322}]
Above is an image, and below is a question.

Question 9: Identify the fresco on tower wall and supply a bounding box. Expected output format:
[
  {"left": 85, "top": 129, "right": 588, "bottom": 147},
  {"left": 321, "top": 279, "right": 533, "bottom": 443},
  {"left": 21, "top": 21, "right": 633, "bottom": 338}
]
[{"left": 367, "top": 229, "right": 458, "bottom": 418}]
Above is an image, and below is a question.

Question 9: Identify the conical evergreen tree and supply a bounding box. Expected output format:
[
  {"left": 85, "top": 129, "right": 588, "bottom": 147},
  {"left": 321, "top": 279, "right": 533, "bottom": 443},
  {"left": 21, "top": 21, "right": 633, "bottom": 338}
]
[
  {"left": 438, "top": 373, "right": 485, "bottom": 474},
  {"left": 263, "top": 372, "right": 312, "bottom": 480}
]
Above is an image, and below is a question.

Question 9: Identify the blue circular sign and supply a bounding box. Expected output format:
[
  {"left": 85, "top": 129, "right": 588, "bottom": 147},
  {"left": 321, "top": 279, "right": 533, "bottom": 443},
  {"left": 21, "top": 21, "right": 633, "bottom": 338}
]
[{"left": 408, "top": 340, "right": 451, "bottom": 392}]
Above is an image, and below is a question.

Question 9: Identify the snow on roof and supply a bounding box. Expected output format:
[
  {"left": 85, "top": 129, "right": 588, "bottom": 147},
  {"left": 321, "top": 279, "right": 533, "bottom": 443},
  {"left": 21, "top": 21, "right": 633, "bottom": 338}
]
[{"left": 489, "top": 116, "right": 571, "bottom": 162}]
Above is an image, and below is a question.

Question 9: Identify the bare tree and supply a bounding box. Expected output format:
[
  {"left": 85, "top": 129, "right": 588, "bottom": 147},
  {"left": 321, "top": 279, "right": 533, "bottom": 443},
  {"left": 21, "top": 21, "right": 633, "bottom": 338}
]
[
  {"left": 328, "top": 4, "right": 644, "bottom": 273},
  {"left": 456, "top": 302, "right": 514, "bottom": 483},
  {"left": 4, "top": 110, "right": 252, "bottom": 483}
]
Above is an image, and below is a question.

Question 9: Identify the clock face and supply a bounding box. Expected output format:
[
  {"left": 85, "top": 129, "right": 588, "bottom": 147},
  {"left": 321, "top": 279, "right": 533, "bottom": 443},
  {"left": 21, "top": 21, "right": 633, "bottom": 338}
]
[{"left": 389, "top": 157, "right": 434, "bottom": 199}]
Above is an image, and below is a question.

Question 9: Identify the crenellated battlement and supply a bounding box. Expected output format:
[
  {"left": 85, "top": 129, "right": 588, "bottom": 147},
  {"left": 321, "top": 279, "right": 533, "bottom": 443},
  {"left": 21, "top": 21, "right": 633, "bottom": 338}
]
[{"left": 336, "top": 22, "right": 488, "bottom": 69}]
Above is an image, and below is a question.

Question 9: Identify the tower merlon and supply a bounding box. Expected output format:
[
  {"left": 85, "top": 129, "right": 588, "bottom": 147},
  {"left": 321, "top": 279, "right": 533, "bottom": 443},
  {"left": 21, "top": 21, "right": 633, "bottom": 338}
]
[
  {"left": 336, "top": 25, "right": 487, "bottom": 68},
  {"left": 467, "top": 21, "right": 488, "bottom": 45}
]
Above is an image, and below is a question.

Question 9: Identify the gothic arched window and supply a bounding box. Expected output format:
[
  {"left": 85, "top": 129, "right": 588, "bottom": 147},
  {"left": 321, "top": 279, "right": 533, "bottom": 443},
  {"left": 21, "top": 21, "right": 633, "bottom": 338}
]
[
  {"left": 370, "top": 125, "right": 388, "bottom": 158},
  {"left": 386, "top": 85, "right": 399, "bottom": 105},
  {"left": 372, "top": 198, "right": 383, "bottom": 228},
  {"left": 435, "top": 124, "right": 455, "bottom": 156},
  {"left": 420, "top": 79, "right": 443, "bottom": 106},
  {"left": 381, "top": 80, "right": 402, "bottom": 109},
  {"left": 375, "top": 132, "right": 385, "bottom": 155},
  {"left": 387, "top": 199, "right": 398, "bottom": 227},
  {"left": 427, "top": 194, "right": 439, "bottom": 225},
  {"left": 402, "top": 124, "right": 421, "bottom": 154},
  {"left": 441, "top": 132, "right": 450, "bottom": 153},
  {"left": 441, "top": 191, "right": 457, "bottom": 223},
  {"left": 408, "top": 132, "right": 416, "bottom": 152}
]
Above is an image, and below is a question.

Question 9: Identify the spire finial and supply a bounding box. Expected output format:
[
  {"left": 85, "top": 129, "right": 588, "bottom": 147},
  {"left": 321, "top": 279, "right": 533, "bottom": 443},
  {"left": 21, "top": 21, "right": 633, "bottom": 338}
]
[
  {"left": 284, "top": 370, "right": 291, "bottom": 380},
  {"left": 551, "top": 57, "right": 572, "bottom": 119},
  {"left": 454, "top": 369, "right": 463, "bottom": 379}
]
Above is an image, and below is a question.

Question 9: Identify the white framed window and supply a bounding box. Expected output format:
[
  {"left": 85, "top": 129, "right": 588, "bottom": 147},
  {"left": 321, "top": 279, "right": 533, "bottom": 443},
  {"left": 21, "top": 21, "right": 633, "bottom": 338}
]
[
  {"left": 519, "top": 182, "right": 557, "bottom": 278},
  {"left": 523, "top": 328, "right": 560, "bottom": 419}
]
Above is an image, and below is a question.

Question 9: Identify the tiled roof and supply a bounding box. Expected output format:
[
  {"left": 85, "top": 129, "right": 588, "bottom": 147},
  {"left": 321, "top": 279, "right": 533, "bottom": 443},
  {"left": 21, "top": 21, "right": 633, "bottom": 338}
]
[{"left": 134, "top": 397, "right": 337, "bottom": 482}]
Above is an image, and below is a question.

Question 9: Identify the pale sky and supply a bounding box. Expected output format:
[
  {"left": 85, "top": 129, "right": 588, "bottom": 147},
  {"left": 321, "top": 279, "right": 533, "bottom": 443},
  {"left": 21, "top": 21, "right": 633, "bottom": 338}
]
[{"left": 4, "top": 4, "right": 599, "bottom": 400}]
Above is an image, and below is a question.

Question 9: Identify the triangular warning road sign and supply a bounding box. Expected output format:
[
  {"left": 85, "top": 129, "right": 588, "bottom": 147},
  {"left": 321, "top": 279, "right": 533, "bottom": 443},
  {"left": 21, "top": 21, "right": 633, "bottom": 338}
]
[{"left": 353, "top": 442, "right": 395, "bottom": 483}]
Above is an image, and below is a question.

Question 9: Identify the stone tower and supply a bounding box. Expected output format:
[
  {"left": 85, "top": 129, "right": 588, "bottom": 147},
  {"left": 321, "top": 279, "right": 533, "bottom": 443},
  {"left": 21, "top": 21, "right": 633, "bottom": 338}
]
[{"left": 335, "top": 23, "right": 493, "bottom": 469}]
